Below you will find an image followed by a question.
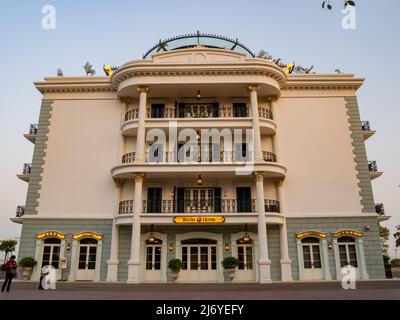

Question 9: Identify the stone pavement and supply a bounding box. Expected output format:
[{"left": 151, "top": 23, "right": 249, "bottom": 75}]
[{"left": 0, "top": 280, "right": 399, "bottom": 300}]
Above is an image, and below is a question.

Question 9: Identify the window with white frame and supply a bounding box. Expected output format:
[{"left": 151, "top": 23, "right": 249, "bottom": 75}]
[
  {"left": 42, "top": 238, "right": 61, "bottom": 268},
  {"left": 338, "top": 236, "right": 358, "bottom": 268}
]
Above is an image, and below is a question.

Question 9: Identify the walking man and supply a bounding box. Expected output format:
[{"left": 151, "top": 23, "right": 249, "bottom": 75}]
[{"left": 1, "top": 255, "right": 18, "bottom": 293}]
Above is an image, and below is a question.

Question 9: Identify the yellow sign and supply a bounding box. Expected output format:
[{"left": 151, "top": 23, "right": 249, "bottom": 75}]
[
  {"left": 296, "top": 231, "right": 328, "bottom": 239},
  {"left": 36, "top": 231, "right": 66, "bottom": 240},
  {"left": 72, "top": 232, "right": 103, "bottom": 240},
  {"left": 333, "top": 230, "right": 363, "bottom": 238},
  {"left": 173, "top": 216, "right": 225, "bottom": 224}
]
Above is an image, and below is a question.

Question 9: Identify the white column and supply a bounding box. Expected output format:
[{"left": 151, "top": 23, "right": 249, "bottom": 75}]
[
  {"left": 249, "top": 85, "right": 263, "bottom": 161},
  {"left": 107, "top": 180, "right": 123, "bottom": 282},
  {"left": 135, "top": 87, "right": 149, "bottom": 163},
  {"left": 276, "top": 178, "right": 292, "bottom": 281},
  {"left": 321, "top": 239, "right": 332, "bottom": 280},
  {"left": 358, "top": 238, "right": 369, "bottom": 280},
  {"left": 279, "top": 221, "right": 293, "bottom": 281},
  {"left": 255, "top": 172, "right": 271, "bottom": 283},
  {"left": 127, "top": 173, "right": 144, "bottom": 283},
  {"left": 270, "top": 97, "right": 280, "bottom": 162}
]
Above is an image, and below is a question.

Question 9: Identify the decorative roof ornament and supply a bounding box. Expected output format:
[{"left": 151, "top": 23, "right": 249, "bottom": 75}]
[
  {"left": 83, "top": 62, "right": 96, "bottom": 76},
  {"left": 143, "top": 32, "right": 255, "bottom": 59},
  {"left": 103, "top": 65, "right": 119, "bottom": 77},
  {"left": 56, "top": 68, "right": 64, "bottom": 77}
]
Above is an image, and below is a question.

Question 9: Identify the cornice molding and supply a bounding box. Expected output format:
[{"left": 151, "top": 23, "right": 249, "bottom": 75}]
[{"left": 284, "top": 74, "right": 364, "bottom": 91}]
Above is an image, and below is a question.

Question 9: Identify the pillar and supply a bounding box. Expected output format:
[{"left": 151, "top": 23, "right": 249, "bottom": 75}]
[
  {"left": 127, "top": 173, "right": 144, "bottom": 283},
  {"left": 249, "top": 85, "right": 263, "bottom": 161},
  {"left": 269, "top": 97, "right": 280, "bottom": 162},
  {"left": 255, "top": 172, "right": 271, "bottom": 283},
  {"left": 107, "top": 179, "right": 123, "bottom": 282},
  {"left": 135, "top": 87, "right": 149, "bottom": 163},
  {"left": 276, "top": 177, "right": 293, "bottom": 281}
]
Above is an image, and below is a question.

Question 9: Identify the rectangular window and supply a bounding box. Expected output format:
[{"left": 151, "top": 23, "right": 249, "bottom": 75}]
[
  {"left": 233, "top": 103, "right": 247, "bottom": 117},
  {"left": 151, "top": 104, "right": 165, "bottom": 118},
  {"left": 238, "top": 246, "right": 245, "bottom": 270},
  {"left": 154, "top": 246, "right": 161, "bottom": 270},
  {"left": 146, "top": 247, "right": 153, "bottom": 270},
  {"left": 182, "top": 247, "right": 188, "bottom": 270},
  {"left": 302, "top": 246, "right": 312, "bottom": 269}
]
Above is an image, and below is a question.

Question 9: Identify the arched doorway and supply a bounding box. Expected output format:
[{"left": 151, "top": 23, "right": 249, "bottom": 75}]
[
  {"left": 144, "top": 238, "right": 162, "bottom": 282},
  {"left": 76, "top": 238, "right": 98, "bottom": 281},
  {"left": 301, "top": 237, "right": 324, "bottom": 280}
]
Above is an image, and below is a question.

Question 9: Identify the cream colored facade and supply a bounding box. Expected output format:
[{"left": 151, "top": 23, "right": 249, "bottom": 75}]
[{"left": 14, "top": 35, "right": 388, "bottom": 283}]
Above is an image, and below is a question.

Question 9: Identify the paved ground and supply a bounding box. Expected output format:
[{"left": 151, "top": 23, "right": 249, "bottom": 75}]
[{"left": 0, "top": 280, "right": 399, "bottom": 300}]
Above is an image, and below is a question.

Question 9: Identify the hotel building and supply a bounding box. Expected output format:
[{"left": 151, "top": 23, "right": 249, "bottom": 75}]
[{"left": 13, "top": 33, "right": 388, "bottom": 283}]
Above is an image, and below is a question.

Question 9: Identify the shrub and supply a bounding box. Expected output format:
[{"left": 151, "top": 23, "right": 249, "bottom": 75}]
[
  {"left": 221, "top": 257, "right": 240, "bottom": 270},
  {"left": 168, "top": 259, "right": 183, "bottom": 272},
  {"left": 391, "top": 259, "right": 400, "bottom": 267},
  {"left": 19, "top": 257, "right": 37, "bottom": 268}
]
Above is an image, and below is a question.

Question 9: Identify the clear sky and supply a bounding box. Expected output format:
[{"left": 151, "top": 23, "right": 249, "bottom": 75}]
[{"left": 0, "top": 0, "right": 399, "bottom": 256}]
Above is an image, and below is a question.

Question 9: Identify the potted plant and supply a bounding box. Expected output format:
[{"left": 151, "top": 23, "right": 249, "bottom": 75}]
[
  {"left": 222, "top": 257, "right": 240, "bottom": 281},
  {"left": 19, "top": 257, "right": 37, "bottom": 280},
  {"left": 168, "top": 259, "right": 183, "bottom": 281}
]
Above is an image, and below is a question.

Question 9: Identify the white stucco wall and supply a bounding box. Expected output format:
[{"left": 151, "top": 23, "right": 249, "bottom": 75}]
[
  {"left": 276, "top": 95, "right": 362, "bottom": 215},
  {"left": 37, "top": 97, "right": 121, "bottom": 217}
]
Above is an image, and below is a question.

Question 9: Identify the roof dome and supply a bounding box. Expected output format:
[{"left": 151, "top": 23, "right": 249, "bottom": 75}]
[{"left": 143, "top": 31, "right": 255, "bottom": 59}]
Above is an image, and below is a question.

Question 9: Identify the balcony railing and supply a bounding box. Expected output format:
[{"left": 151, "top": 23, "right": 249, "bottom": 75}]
[
  {"left": 375, "top": 203, "right": 385, "bottom": 215},
  {"left": 124, "top": 106, "right": 274, "bottom": 120},
  {"left": 258, "top": 107, "right": 273, "bottom": 120},
  {"left": 361, "top": 121, "right": 371, "bottom": 131},
  {"left": 22, "top": 163, "right": 31, "bottom": 175},
  {"left": 119, "top": 199, "right": 280, "bottom": 214},
  {"left": 122, "top": 152, "right": 136, "bottom": 163},
  {"left": 368, "top": 161, "right": 378, "bottom": 172},
  {"left": 121, "top": 151, "right": 277, "bottom": 164},
  {"left": 16, "top": 206, "right": 25, "bottom": 218}
]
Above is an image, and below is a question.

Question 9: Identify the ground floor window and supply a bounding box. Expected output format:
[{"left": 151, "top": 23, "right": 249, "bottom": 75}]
[
  {"left": 338, "top": 236, "right": 358, "bottom": 268},
  {"left": 78, "top": 238, "right": 98, "bottom": 270},
  {"left": 42, "top": 238, "right": 61, "bottom": 268},
  {"left": 301, "top": 237, "right": 322, "bottom": 269}
]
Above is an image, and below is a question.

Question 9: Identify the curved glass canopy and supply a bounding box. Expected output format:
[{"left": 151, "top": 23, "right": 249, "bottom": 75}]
[{"left": 143, "top": 31, "right": 255, "bottom": 59}]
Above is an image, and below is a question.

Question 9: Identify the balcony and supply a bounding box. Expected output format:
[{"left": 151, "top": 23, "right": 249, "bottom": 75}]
[
  {"left": 16, "top": 206, "right": 25, "bottom": 218},
  {"left": 375, "top": 203, "right": 385, "bottom": 216},
  {"left": 122, "top": 151, "right": 278, "bottom": 164},
  {"left": 23, "top": 124, "right": 38, "bottom": 143},
  {"left": 368, "top": 161, "right": 383, "bottom": 180},
  {"left": 113, "top": 150, "right": 286, "bottom": 179},
  {"left": 118, "top": 199, "right": 280, "bottom": 215},
  {"left": 121, "top": 105, "right": 276, "bottom": 136},
  {"left": 16, "top": 163, "right": 31, "bottom": 182},
  {"left": 361, "top": 121, "right": 375, "bottom": 141}
]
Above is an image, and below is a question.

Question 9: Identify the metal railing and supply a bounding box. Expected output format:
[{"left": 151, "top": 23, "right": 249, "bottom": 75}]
[
  {"left": 22, "top": 163, "right": 31, "bottom": 175},
  {"left": 265, "top": 200, "right": 280, "bottom": 213},
  {"left": 368, "top": 161, "right": 378, "bottom": 172},
  {"left": 122, "top": 152, "right": 135, "bottom": 163},
  {"left": 123, "top": 106, "right": 276, "bottom": 120},
  {"left": 119, "top": 199, "right": 280, "bottom": 214},
  {"left": 28, "top": 124, "right": 38, "bottom": 135},
  {"left": 375, "top": 203, "right": 385, "bottom": 215},
  {"left": 16, "top": 206, "right": 25, "bottom": 218},
  {"left": 262, "top": 151, "right": 277, "bottom": 162},
  {"left": 361, "top": 121, "right": 371, "bottom": 131}
]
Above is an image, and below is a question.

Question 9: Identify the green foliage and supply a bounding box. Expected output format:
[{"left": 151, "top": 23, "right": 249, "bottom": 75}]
[
  {"left": 221, "top": 257, "right": 240, "bottom": 270},
  {"left": 168, "top": 259, "right": 183, "bottom": 272},
  {"left": 394, "top": 225, "right": 400, "bottom": 248},
  {"left": 379, "top": 225, "right": 390, "bottom": 256},
  {"left": 19, "top": 257, "right": 37, "bottom": 268},
  {"left": 0, "top": 240, "right": 18, "bottom": 263},
  {"left": 383, "top": 255, "right": 390, "bottom": 265}
]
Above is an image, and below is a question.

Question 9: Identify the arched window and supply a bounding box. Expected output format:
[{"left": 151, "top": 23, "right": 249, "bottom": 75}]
[
  {"left": 78, "top": 238, "right": 98, "bottom": 270},
  {"left": 301, "top": 237, "right": 321, "bottom": 269},
  {"left": 42, "top": 238, "right": 61, "bottom": 268},
  {"left": 338, "top": 236, "right": 358, "bottom": 268}
]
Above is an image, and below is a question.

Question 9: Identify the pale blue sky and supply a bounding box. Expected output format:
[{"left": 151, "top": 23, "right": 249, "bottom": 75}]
[{"left": 0, "top": 0, "right": 399, "bottom": 256}]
